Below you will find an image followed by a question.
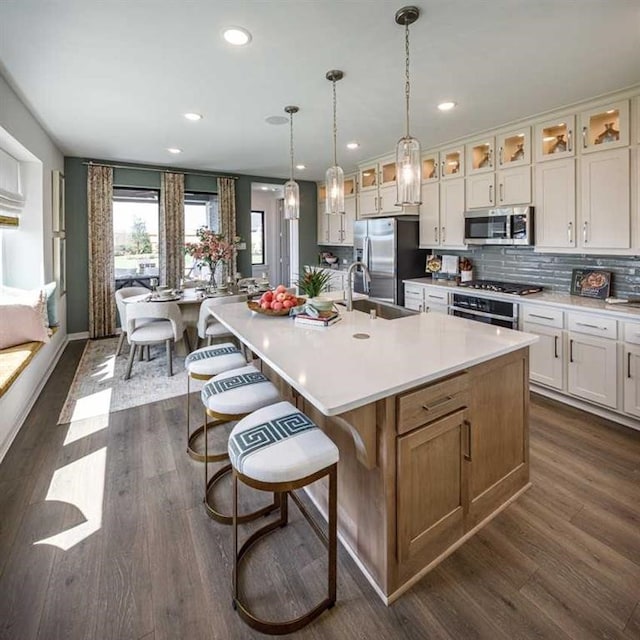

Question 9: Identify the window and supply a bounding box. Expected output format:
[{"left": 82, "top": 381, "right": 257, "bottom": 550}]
[
  {"left": 184, "top": 192, "right": 218, "bottom": 278},
  {"left": 251, "top": 210, "right": 265, "bottom": 265},
  {"left": 112, "top": 188, "right": 159, "bottom": 287}
]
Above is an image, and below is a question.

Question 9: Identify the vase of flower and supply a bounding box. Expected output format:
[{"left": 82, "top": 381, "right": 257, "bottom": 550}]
[{"left": 185, "top": 228, "right": 240, "bottom": 289}]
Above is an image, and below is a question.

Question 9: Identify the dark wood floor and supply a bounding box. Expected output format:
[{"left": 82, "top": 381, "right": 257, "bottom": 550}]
[{"left": 1, "top": 341, "right": 639, "bottom": 640}]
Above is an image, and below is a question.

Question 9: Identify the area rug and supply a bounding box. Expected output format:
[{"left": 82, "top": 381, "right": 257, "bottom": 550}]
[{"left": 58, "top": 337, "right": 203, "bottom": 424}]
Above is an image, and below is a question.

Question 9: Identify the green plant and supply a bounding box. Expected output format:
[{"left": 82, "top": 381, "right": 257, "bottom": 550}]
[{"left": 296, "top": 267, "right": 331, "bottom": 298}]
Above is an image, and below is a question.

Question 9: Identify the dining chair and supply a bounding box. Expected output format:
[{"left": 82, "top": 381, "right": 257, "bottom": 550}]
[
  {"left": 124, "top": 301, "right": 188, "bottom": 379},
  {"left": 115, "top": 287, "right": 151, "bottom": 356},
  {"left": 196, "top": 294, "right": 248, "bottom": 348}
]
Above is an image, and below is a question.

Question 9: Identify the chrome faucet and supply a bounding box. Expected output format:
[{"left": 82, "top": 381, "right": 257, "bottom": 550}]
[{"left": 345, "top": 260, "right": 370, "bottom": 311}]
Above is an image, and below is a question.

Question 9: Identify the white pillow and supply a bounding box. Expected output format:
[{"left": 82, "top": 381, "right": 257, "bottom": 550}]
[
  {"left": 0, "top": 302, "right": 51, "bottom": 348},
  {"left": 0, "top": 286, "right": 50, "bottom": 335}
]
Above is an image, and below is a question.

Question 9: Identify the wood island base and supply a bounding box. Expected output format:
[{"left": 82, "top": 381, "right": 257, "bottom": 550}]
[{"left": 258, "top": 348, "right": 530, "bottom": 604}]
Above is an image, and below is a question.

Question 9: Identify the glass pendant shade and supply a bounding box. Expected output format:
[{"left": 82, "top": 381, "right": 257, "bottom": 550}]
[
  {"left": 283, "top": 179, "right": 300, "bottom": 220},
  {"left": 325, "top": 165, "right": 344, "bottom": 215},
  {"left": 396, "top": 135, "right": 421, "bottom": 206}
]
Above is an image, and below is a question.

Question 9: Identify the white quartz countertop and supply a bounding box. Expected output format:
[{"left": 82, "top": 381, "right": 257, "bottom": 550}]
[
  {"left": 404, "top": 278, "right": 640, "bottom": 321},
  {"left": 211, "top": 300, "right": 537, "bottom": 417}
]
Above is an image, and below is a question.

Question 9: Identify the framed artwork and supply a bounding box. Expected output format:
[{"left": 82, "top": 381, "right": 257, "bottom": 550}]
[
  {"left": 52, "top": 170, "right": 65, "bottom": 233},
  {"left": 53, "top": 236, "right": 67, "bottom": 295},
  {"left": 570, "top": 268, "right": 611, "bottom": 299}
]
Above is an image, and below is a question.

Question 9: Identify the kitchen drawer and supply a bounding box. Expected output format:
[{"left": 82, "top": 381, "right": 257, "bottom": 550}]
[
  {"left": 405, "top": 284, "right": 424, "bottom": 297},
  {"left": 522, "top": 304, "right": 564, "bottom": 328},
  {"left": 397, "top": 372, "right": 469, "bottom": 435},
  {"left": 624, "top": 321, "right": 640, "bottom": 345},
  {"left": 424, "top": 290, "right": 449, "bottom": 304},
  {"left": 567, "top": 312, "right": 617, "bottom": 340}
]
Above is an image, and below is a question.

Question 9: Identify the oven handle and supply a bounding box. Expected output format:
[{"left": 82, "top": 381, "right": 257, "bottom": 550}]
[{"left": 450, "top": 305, "right": 517, "bottom": 322}]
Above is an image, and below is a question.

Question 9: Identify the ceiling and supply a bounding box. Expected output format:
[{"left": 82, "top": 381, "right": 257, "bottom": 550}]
[{"left": 1, "top": 0, "right": 639, "bottom": 181}]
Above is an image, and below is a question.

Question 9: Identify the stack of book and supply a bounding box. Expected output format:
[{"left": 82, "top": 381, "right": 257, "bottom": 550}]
[{"left": 294, "top": 309, "right": 341, "bottom": 328}]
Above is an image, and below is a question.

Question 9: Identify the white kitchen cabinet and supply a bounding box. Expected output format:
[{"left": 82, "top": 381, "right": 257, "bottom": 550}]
[
  {"left": 497, "top": 166, "right": 531, "bottom": 205},
  {"left": 535, "top": 114, "right": 575, "bottom": 162},
  {"left": 419, "top": 182, "right": 440, "bottom": 247},
  {"left": 579, "top": 100, "right": 629, "bottom": 153},
  {"left": 378, "top": 184, "right": 402, "bottom": 215},
  {"left": 359, "top": 189, "right": 378, "bottom": 218},
  {"left": 404, "top": 284, "right": 424, "bottom": 311},
  {"left": 466, "top": 137, "right": 494, "bottom": 175},
  {"left": 523, "top": 322, "right": 564, "bottom": 390},
  {"left": 496, "top": 127, "right": 530, "bottom": 168},
  {"left": 466, "top": 173, "right": 495, "bottom": 209},
  {"left": 326, "top": 175, "right": 356, "bottom": 245},
  {"left": 317, "top": 212, "right": 330, "bottom": 244},
  {"left": 534, "top": 158, "right": 576, "bottom": 249},
  {"left": 568, "top": 332, "right": 618, "bottom": 409},
  {"left": 421, "top": 152, "right": 440, "bottom": 182},
  {"left": 439, "top": 178, "right": 466, "bottom": 247},
  {"left": 423, "top": 289, "right": 449, "bottom": 314},
  {"left": 580, "top": 147, "right": 630, "bottom": 249},
  {"left": 624, "top": 344, "right": 640, "bottom": 418},
  {"left": 440, "top": 146, "right": 465, "bottom": 179}
]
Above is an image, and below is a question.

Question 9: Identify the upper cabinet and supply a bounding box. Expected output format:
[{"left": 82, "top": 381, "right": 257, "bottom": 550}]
[
  {"left": 319, "top": 174, "right": 357, "bottom": 246},
  {"left": 535, "top": 115, "right": 575, "bottom": 162},
  {"left": 579, "top": 100, "right": 629, "bottom": 153},
  {"left": 421, "top": 151, "right": 439, "bottom": 182},
  {"left": 466, "top": 137, "right": 495, "bottom": 174},
  {"left": 441, "top": 146, "right": 465, "bottom": 179},
  {"left": 496, "top": 127, "right": 530, "bottom": 168},
  {"left": 359, "top": 164, "right": 378, "bottom": 192}
]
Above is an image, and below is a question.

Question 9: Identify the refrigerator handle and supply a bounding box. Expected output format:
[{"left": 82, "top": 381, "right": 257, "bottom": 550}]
[{"left": 364, "top": 236, "right": 371, "bottom": 293}]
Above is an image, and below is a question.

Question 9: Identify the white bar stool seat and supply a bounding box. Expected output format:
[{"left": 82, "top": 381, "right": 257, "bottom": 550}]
[
  {"left": 184, "top": 343, "right": 248, "bottom": 462},
  {"left": 200, "top": 364, "right": 281, "bottom": 524},
  {"left": 228, "top": 401, "right": 339, "bottom": 635}
]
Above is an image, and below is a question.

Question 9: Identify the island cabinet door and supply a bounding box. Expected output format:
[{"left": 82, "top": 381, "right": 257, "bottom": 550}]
[
  {"left": 465, "top": 350, "right": 529, "bottom": 530},
  {"left": 396, "top": 410, "right": 467, "bottom": 564}
]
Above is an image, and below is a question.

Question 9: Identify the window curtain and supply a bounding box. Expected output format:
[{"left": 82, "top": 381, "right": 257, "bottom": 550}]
[
  {"left": 87, "top": 165, "right": 116, "bottom": 338},
  {"left": 217, "top": 177, "right": 237, "bottom": 280},
  {"left": 159, "top": 172, "right": 185, "bottom": 288}
]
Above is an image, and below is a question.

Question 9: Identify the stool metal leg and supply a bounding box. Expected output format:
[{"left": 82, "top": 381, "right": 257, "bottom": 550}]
[{"left": 186, "top": 372, "right": 220, "bottom": 463}]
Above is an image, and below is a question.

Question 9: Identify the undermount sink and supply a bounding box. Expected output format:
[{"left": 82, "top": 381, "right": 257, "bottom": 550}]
[{"left": 337, "top": 298, "right": 418, "bottom": 320}]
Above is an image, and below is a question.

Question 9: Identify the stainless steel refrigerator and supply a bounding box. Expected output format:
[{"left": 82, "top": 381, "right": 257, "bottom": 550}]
[{"left": 353, "top": 218, "right": 426, "bottom": 306}]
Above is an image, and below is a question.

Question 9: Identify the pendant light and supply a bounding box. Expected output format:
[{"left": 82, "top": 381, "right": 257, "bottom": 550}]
[
  {"left": 395, "top": 6, "right": 422, "bottom": 206},
  {"left": 325, "top": 70, "right": 344, "bottom": 215},
  {"left": 283, "top": 105, "right": 300, "bottom": 220}
]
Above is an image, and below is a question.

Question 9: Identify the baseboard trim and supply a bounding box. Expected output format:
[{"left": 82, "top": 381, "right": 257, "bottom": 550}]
[
  {"left": 68, "top": 331, "right": 90, "bottom": 341},
  {"left": 531, "top": 385, "right": 640, "bottom": 431},
  {"left": 0, "top": 334, "right": 69, "bottom": 462}
]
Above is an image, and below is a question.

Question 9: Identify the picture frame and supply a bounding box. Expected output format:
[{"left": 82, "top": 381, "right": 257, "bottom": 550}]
[
  {"left": 53, "top": 236, "right": 66, "bottom": 295},
  {"left": 570, "top": 268, "right": 611, "bottom": 299},
  {"left": 52, "top": 170, "right": 65, "bottom": 233}
]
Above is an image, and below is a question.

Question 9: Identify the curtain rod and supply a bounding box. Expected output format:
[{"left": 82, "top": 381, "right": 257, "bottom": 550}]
[{"left": 82, "top": 160, "right": 238, "bottom": 180}]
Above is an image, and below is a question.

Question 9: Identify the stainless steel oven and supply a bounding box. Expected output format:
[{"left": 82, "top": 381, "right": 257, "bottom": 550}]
[
  {"left": 451, "top": 293, "right": 518, "bottom": 329},
  {"left": 464, "top": 206, "right": 533, "bottom": 245}
]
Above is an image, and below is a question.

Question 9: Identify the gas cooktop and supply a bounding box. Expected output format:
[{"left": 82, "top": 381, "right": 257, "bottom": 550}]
[{"left": 458, "top": 280, "right": 543, "bottom": 296}]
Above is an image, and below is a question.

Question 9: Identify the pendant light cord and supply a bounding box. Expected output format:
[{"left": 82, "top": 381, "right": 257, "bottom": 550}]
[
  {"left": 289, "top": 111, "right": 295, "bottom": 181},
  {"left": 405, "top": 21, "right": 411, "bottom": 138},
  {"left": 332, "top": 79, "right": 338, "bottom": 167}
]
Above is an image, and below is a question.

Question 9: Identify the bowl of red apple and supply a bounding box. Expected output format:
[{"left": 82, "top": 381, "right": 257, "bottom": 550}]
[{"left": 247, "top": 285, "right": 304, "bottom": 316}]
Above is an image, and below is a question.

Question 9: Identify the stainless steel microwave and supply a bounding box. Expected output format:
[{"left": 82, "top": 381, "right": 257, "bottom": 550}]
[{"left": 464, "top": 206, "right": 534, "bottom": 245}]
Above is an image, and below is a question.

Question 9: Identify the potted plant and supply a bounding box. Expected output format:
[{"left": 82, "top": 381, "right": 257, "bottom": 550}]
[{"left": 296, "top": 267, "right": 332, "bottom": 307}]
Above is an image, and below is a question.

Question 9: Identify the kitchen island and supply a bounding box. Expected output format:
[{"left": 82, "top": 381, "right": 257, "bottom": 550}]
[{"left": 211, "top": 302, "right": 537, "bottom": 603}]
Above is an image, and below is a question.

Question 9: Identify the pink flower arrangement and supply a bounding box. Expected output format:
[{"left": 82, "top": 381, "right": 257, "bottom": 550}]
[{"left": 185, "top": 228, "right": 238, "bottom": 281}]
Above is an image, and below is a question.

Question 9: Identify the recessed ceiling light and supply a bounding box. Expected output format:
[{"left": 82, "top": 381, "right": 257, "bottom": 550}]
[
  {"left": 184, "top": 112, "right": 203, "bottom": 121},
  {"left": 223, "top": 27, "right": 251, "bottom": 46},
  {"left": 261, "top": 186, "right": 269, "bottom": 191},
  {"left": 296, "top": 164, "right": 306, "bottom": 170},
  {"left": 167, "top": 147, "right": 182, "bottom": 154},
  {"left": 346, "top": 142, "right": 359, "bottom": 150},
  {"left": 437, "top": 101, "right": 456, "bottom": 111},
  {"left": 265, "top": 115, "right": 289, "bottom": 125}
]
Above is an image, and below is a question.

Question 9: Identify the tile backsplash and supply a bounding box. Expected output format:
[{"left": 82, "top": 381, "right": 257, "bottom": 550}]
[
  {"left": 432, "top": 247, "right": 640, "bottom": 298},
  {"left": 318, "top": 244, "right": 640, "bottom": 297}
]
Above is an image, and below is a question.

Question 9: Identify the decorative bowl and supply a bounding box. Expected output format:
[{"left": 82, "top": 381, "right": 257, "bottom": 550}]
[
  {"left": 325, "top": 256, "right": 338, "bottom": 265},
  {"left": 308, "top": 296, "right": 334, "bottom": 312},
  {"left": 247, "top": 298, "right": 305, "bottom": 316}
]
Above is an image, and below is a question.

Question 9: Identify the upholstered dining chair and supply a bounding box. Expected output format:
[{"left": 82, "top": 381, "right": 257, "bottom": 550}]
[
  {"left": 115, "top": 286, "right": 150, "bottom": 356},
  {"left": 124, "top": 301, "right": 188, "bottom": 379},
  {"left": 196, "top": 294, "right": 247, "bottom": 348}
]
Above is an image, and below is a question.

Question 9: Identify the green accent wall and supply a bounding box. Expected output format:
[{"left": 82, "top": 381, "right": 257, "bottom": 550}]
[{"left": 63, "top": 157, "right": 317, "bottom": 333}]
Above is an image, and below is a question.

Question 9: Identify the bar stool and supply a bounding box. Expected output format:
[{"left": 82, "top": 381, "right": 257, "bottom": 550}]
[
  {"left": 184, "top": 343, "right": 247, "bottom": 462},
  {"left": 201, "top": 364, "right": 281, "bottom": 524},
  {"left": 228, "top": 400, "right": 339, "bottom": 635}
]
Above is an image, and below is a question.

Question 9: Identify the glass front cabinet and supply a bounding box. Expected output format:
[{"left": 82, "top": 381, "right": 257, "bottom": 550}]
[
  {"left": 440, "top": 146, "right": 465, "bottom": 180},
  {"left": 579, "top": 100, "right": 629, "bottom": 153},
  {"left": 496, "top": 127, "right": 530, "bottom": 168},
  {"left": 359, "top": 164, "right": 378, "bottom": 191},
  {"left": 421, "top": 151, "right": 439, "bottom": 182},
  {"left": 535, "top": 115, "right": 575, "bottom": 162},
  {"left": 466, "top": 137, "right": 495, "bottom": 174}
]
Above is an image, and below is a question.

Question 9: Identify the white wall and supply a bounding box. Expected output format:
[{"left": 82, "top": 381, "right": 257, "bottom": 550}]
[
  {"left": 0, "top": 73, "right": 66, "bottom": 462},
  {"left": 250, "top": 190, "right": 281, "bottom": 285}
]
